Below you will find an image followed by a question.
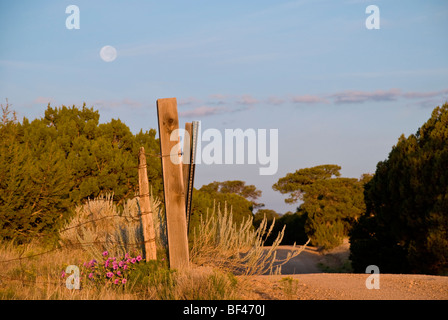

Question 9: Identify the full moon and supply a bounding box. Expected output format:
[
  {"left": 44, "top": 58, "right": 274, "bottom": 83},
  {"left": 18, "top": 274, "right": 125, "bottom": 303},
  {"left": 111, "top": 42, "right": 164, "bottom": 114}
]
[{"left": 99, "top": 45, "right": 117, "bottom": 62}]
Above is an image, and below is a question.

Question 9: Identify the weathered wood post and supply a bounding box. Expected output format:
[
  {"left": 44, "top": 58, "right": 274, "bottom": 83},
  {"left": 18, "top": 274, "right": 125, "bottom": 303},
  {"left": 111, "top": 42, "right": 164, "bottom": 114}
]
[
  {"left": 157, "top": 98, "right": 190, "bottom": 270},
  {"left": 138, "top": 147, "right": 157, "bottom": 261}
]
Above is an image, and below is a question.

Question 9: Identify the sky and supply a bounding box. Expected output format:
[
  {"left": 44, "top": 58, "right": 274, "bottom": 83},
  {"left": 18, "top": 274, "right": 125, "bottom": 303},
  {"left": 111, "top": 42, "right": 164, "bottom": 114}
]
[{"left": 1, "top": 0, "right": 448, "bottom": 214}]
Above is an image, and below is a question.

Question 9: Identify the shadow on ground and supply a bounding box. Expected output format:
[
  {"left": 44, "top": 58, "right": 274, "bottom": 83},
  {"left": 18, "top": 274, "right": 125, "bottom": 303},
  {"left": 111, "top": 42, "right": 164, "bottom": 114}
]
[{"left": 269, "top": 239, "right": 352, "bottom": 275}]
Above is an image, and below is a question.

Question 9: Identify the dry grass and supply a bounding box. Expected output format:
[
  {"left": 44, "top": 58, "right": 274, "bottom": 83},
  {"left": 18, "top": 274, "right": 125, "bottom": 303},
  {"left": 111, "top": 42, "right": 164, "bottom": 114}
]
[
  {"left": 60, "top": 193, "right": 167, "bottom": 261},
  {"left": 0, "top": 195, "right": 307, "bottom": 300},
  {"left": 0, "top": 241, "right": 242, "bottom": 300},
  {"left": 190, "top": 202, "right": 308, "bottom": 275}
]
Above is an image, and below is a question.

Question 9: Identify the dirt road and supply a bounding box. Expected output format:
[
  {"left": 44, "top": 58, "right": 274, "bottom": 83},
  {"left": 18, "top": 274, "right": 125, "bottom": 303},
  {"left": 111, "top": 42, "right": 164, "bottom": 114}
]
[
  {"left": 272, "top": 246, "right": 322, "bottom": 274},
  {"left": 241, "top": 243, "right": 448, "bottom": 300},
  {"left": 242, "top": 273, "right": 448, "bottom": 300},
  {"left": 270, "top": 241, "right": 351, "bottom": 275}
]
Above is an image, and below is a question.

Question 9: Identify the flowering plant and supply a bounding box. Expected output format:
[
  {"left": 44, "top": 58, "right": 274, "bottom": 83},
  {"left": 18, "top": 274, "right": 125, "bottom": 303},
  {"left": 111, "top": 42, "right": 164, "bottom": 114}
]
[{"left": 62, "top": 250, "right": 143, "bottom": 288}]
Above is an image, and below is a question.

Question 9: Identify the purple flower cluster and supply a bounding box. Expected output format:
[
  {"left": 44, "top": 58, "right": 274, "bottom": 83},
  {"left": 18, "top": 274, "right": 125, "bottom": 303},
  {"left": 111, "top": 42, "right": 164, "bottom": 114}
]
[{"left": 62, "top": 250, "right": 143, "bottom": 288}]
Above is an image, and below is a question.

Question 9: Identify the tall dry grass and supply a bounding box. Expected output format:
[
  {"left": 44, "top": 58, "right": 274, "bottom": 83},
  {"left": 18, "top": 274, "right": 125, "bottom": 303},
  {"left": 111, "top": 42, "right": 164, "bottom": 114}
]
[
  {"left": 190, "top": 201, "right": 308, "bottom": 275},
  {"left": 59, "top": 193, "right": 167, "bottom": 261}
]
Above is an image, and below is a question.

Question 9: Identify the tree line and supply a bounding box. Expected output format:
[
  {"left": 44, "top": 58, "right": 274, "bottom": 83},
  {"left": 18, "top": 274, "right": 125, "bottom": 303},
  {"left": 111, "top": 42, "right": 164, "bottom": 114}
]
[{"left": 1, "top": 101, "right": 447, "bottom": 275}]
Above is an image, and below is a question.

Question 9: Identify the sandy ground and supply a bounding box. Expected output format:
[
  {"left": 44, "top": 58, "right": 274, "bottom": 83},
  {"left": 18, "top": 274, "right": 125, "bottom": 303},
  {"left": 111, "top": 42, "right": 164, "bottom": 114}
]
[
  {"left": 238, "top": 241, "right": 448, "bottom": 300},
  {"left": 241, "top": 273, "right": 448, "bottom": 300}
]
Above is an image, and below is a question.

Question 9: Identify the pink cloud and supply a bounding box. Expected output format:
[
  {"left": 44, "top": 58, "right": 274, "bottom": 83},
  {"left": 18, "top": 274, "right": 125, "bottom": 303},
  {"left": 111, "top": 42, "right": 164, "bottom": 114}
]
[
  {"left": 238, "top": 94, "right": 259, "bottom": 105},
  {"left": 33, "top": 96, "right": 55, "bottom": 104},
  {"left": 402, "top": 89, "right": 448, "bottom": 99},
  {"left": 266, "top": 96, "right": 285, "bottom": 105},
  {"left": 209, "top": 93, "right": 228, "bottom": 100},
  {"left": 179, "top": 106, "right": 226, "bottom": 117},
  {"left": 208, "top": 93, "right": 229, "bottom": 105},
  {"left": 178, "top": 96, "right": 201, "bottom": 106},
  {"left": 330, "top": 88, "right": 401, "bottom": 104},
  {"left": 92, "top": 98, "right": 142, "bottom": 109},
  {"left": 291, "top": 95, "right": 328, "bottom": 104}
]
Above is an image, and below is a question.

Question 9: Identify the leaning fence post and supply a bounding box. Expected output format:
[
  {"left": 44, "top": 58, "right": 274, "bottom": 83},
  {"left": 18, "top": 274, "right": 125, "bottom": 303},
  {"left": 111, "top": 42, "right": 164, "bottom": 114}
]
[
  {"left": 138, "top": 147, "right": 157, "bottom": 261},
  {"left": 157, "top": 98, "right": 190, "bottom": 270}
]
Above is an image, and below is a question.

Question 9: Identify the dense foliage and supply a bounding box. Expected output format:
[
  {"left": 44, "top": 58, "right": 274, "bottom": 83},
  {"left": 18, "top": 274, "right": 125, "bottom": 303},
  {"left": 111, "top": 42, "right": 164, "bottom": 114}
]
[
  {"left": 0, "top": 103, "right": 161, "bottom": 243},
  {"left": 273, "top": 165, "right": 370, "bottom": 249},
  {"left": 349, "top": 103, "right": 448, "bottom": 275},
  {"left": 260, "top": 208, "right": 309, "bottom": 246},
  {"left": 189, "top": 180, "right": 261, "bottom": 233}
]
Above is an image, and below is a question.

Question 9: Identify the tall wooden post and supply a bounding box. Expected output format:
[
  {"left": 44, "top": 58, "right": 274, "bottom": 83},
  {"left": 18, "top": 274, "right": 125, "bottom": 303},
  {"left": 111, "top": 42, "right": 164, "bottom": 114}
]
[
  {"left": 138, "top": 147, "right": 157, "bottom": 261},
  {"left": 157, "top": 98, "right": 190, "bottom": 270}
]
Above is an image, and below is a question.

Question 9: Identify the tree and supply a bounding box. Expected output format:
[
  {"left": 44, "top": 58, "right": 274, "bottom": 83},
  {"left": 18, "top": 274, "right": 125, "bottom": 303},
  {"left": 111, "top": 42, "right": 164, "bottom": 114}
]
[
  {"left": 0, "top": 103, "right": 162, "bottom": 243},
  {"left": 200, "top": 180, "right": 264, "bottom": 209},
  {"left": 350, "top": 103, "right": 448, "bottom": 275},
  {"left": 39, "top": 105, "right": 162, "bottom": 204},
  {"left": 273, "top": 165, "right": 370, "bottom": 249},
  {"left": 253, "top": 209, "right": 280, "bottom": 228},
  {"left": 273, "top": 165, "right": 341, "bottom": 204},
  {"left": 0, "top": 102, "right": 72, "bottom": 243},
  {"left": 189, "top": 180, "right": 262, "bottom": 235}
]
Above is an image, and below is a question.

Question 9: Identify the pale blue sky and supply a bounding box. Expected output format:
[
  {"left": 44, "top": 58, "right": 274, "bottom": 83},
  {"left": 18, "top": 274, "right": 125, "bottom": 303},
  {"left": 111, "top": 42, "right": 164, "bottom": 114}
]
[{"left": 1, "top": 0, "right": 448, "bottom": 213}]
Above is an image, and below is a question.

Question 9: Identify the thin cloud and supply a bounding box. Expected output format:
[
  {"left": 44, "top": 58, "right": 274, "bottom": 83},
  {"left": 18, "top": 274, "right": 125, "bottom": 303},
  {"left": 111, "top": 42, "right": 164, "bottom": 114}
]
[
  {"left": 209, "top": 93, "right": 228, "bottom": 100},
  {"left": 238, "top": 94, "right": 259, "bottom": 105},
  {"left": 208, "top": 93, "right": 230, "bottom": 105},
  {"left": 291, "top": 95, "right": 329, "bottom": 104},
  {"left": 266, "top": 96, "right": 285, "bottom": 105},
  {"left": 33, "top": 96, "right": 55, "bottom": 104},
  {"left": 179, "top": 106, "right": 227, "bottom": 118},
  {"left": 330, "top": 88, "right": 402, "bottom": 104},
  {"left": 92, "top": 98, "right": 142, "bottom": 109},
  {"left": 178, "top": 96, "right": 201, "bottom": 106},
  {"left": 178, "top": 87, "right": 448, "bottom": 112},
  {"left": 402, "top": 89, "right": 448, "bottom": 108},
  {"left": 402, "top": 88, "right": 448, "bottom": 99}
]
